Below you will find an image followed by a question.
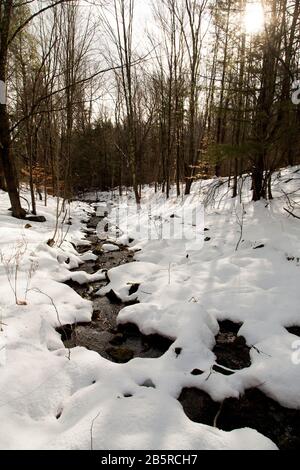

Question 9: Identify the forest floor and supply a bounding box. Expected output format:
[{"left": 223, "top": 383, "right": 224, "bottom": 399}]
[{"left": 0, "top": 167, "right": 300, "bottom": 450}]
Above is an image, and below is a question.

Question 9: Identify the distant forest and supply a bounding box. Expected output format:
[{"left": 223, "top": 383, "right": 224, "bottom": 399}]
[{"left": 0, "top": 0, "right": 300, "bottom": 218}]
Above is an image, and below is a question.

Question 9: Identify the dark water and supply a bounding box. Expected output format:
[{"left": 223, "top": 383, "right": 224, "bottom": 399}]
[
  {"left": 58, "top": 211, "right": 173, "bottom": 363},
  {"left": 179, "top": 320, "right": 300, "bottom": 450},
  {"left": 60, "top": 210, "right": 300, "bottom": 449}
]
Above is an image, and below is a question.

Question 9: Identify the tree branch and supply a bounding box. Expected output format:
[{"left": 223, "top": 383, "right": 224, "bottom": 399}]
[
  {"left": 284, "top": 208, "right": 300, "bottom": 220},
  {"left": 8, "top": 0, "right": 75, "bottom": 45}
]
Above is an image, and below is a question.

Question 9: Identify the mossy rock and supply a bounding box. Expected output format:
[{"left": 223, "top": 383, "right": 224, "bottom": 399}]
[
  {"left": 109, "top": 334, "right": 125, "bottom": 346},
  {"left": 106, "top": 346, "right": 134, "bottom": 363},
  {"left": 93, "top": 244, "right": 104, "bottom": 256}
]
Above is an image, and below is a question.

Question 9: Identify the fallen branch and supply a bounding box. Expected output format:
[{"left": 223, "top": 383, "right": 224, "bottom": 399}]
[
  {"left": 214, "top": 402, "right": 224, "bottom": 428},
  {"left": 205, "top": 367, "right": 214, "bottom": 382},
  {"left": 284, "top": 208, "right": 300, "bottom": 220},
  {"left": 251, "top": 345, "right": 272, "bottom": 358},
  {"left": 90, "top": 411, "right": 101, "bottom": 451},
  {"left": 235, "top": 203, "right": 245, "bottom": 251}
]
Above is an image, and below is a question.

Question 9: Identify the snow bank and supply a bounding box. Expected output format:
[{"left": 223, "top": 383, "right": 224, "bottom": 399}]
[
  {"left": 99, "top": 168, "right": 300, "bottom": 410},
  {"left": 2, "top": 167, "right": 300, "bottom": 449}
]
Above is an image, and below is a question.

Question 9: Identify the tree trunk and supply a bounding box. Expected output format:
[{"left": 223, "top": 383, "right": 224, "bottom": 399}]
[{"left": 0, "top": 0, "right": 26, "bottom": 218}]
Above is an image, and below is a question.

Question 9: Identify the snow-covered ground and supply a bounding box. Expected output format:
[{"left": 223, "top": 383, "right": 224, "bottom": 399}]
[{"left": 0, "top": 167, "right": 299, "bottom": 450}]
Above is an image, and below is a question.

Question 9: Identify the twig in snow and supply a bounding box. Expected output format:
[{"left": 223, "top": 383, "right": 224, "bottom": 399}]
[
  {"left": 284, "top": 208, "right": 300, "bottom": 220},
  {"left": 27, "top": 287, "right": 71, "bottom": 360},
  {"left": 0, "top": 322, "right": 7, "bottom": 332},
  {"left": 205, "top": 367, "right": 214, "bottom": 382},
  {"left": 90, "top": 411, "right": 101, "bottom": 451},
  {"left": 0, "top": 237, "right": 28, "bottom": 305},
  {"left": 204, "top": 181, "right": 225, "bottom": 208},
  {"left": 25, "top": 259, "right": 39, "bottom": 302},
  {"left": 168, "top": 263, "right": 171, "bottom": 285},
  {"left": 235, "top": 203, "right": 245, "bottom": 252},
  {"left": 0, "top": 307, "right": 7, "bottom": 331},
  {"left": 214, "top": 402, "right": 224, "bottom": 428},
  {"left": 280, "top": 188, "right": 300, "bottom": 211},
  {"left": 58, "top": 206, "right": 73, "bottom": 248},
  {"left": 250, "top": 345, "right": 272, "bottom": 358},
  {"left": 72, "top": 320, "right": 78, "bottom": 348}
]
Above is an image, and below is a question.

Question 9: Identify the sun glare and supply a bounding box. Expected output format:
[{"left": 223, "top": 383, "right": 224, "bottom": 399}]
[{"left": 244, "top": 2, "right": 265, "bottom": 35}]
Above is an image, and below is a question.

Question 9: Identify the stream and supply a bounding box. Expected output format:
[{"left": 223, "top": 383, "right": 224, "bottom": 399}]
[
  {"left": 58, "top": 208, "right": 173, "bottom": 363},
  {"left": 57, "top": 204, "right": 300, "bottom": 450}
]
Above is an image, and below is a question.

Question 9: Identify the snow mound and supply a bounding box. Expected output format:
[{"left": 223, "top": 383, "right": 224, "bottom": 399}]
[
  {"left": 97, "top": 262, "right": 159, "bottom": 302},
  {"left": 1, "top": 167, "right": 300, "bottom": 449},
  {"left": 102, "top": 243, "right": 120, "bottom": 253}
]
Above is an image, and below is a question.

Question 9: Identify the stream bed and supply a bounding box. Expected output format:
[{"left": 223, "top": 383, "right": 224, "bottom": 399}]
[
  {"left": 58, "top": 210, "right": 173, "bottom": 363},
  {"left": 58, "top": 207, "right": 300, "bottom": 450}
]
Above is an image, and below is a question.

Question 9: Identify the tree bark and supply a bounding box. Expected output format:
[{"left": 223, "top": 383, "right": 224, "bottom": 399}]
[{"left": 0, "top": 1, "right": 26, "bottom": 218}]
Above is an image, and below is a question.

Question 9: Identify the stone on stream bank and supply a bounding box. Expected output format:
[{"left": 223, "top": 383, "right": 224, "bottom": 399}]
[
  {"left": 179, "top": 386, "right": 300, "bottom": 450},
  {"left": 213, "top": 320, "right": 251, "bottom": 370}
]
